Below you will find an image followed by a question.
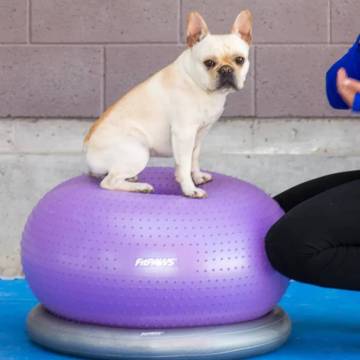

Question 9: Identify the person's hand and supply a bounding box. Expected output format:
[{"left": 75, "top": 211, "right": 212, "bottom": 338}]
[{"left": 336, "top": 67, "right": 360, "bottom": 108}]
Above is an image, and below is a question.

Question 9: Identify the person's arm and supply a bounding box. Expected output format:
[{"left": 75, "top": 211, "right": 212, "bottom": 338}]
[{"left": 326, "top": 34, "right": 360, "bottom": 112}]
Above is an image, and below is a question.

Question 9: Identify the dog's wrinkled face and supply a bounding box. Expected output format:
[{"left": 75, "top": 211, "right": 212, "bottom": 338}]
[
  {"left": 186, "top": 10, "right": 252, "bottom": 93},
  {"left": 191, "top": 34, "right": 250, "bottom": 92}
]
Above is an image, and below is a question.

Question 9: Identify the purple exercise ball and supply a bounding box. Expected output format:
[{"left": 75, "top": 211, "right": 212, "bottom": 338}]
[{"left": 22, "top": 167, "right": 288, "bottom": 329}]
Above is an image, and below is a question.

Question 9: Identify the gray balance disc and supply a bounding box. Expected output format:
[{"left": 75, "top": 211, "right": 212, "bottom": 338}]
[{"left": 27, "top": 305, "right": 291, "bottom": 359}]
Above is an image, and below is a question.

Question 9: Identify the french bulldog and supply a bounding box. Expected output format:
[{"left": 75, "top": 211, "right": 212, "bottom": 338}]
[{"left": 84, "top": 10, "right": 253, "bottom": 198}]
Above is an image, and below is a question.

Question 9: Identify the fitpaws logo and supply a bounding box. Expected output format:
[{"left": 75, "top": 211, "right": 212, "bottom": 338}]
[{"left": 134, "top": 257, "right": 177, "bottom": 267}]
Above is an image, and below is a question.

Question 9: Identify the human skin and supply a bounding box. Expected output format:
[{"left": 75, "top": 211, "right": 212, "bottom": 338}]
[{"left": 336, "top": 67, "right": 360, "bottom": 107}]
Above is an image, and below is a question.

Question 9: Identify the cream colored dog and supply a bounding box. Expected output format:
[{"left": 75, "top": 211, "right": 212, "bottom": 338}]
[{"left": 84, "top": 10, "right": 253, "bottom": 198}]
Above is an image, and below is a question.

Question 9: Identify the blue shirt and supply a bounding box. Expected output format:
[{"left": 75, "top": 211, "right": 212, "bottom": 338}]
[{"left": 326, "top": 35, "right": 360, "bottom": 112}]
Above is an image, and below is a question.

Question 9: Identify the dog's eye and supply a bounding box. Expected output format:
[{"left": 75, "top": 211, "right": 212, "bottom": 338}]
[
  {"left": 204, "top": 59, "right": 216, "bottom": 69},
  {"left": 235, "top": 56, "right": 245, "bottom": 65}
]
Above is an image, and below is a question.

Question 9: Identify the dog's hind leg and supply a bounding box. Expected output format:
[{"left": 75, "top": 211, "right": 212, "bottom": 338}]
[{"left": 97, "top": 140, "right": 153, "bottom": 193}]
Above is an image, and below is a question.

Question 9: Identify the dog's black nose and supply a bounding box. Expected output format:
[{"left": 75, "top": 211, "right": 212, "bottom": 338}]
[{"left": 218, "top": 65, "right": 234, "bottom": 75}]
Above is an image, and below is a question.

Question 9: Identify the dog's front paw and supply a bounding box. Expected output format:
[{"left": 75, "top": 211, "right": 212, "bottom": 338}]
[
  {"left": 192, "top": 171, "right": 213, "bottom": 185},
  {"left": 183, "top": 186, "right": 208, "bottom": 199}
]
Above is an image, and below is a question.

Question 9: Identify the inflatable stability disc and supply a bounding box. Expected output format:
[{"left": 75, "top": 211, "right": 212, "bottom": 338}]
[
  {"left": 22, "top": 168, "right": 288, "bottom": 329},
  {"left": 27, "top": 304, "right": 291, "bottom": 360}
]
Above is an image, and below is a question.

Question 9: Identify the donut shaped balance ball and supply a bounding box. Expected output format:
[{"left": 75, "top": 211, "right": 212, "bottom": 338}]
[{"left": 22, "top": 167, "right": 291, "bottom": 359}]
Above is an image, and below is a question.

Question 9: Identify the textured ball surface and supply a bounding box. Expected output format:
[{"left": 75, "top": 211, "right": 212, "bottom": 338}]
[{"left": 22, "top": 167, "right": 288, "bottom": 328}]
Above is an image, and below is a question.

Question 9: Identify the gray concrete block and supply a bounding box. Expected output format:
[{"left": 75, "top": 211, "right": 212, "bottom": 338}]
[
  {"left": 331, "top": 0, "right": 360, "bottom": 43},
  {"left": 4, "top": 118, "right": 360, "bottom": 156},
  {"left": 255, "top": 45, "right": 359, "bottom": 117},
  {"left": 205, "top": 119, "right": 360, "bottom": 156},
  {"left": 0, "top": 153, "right": 85, "bottom": 278},
  {"left": 182, "top": 0, "right": 329, "bottom": 44},
  {"left": 105, "top": 45, "right": 184, "bottom": 107},
  {"left": 31, "top": 0, "right": 178, "bottom": 43},
  {"left": 0, "top": 120, "right": 15, "bottom": 152},
  {"left": 0, "top": 0, "right": 27, "bottom": 43},
  {"left": 14, "top": 119, "right": 90, "bottom": 154},
  {"left": 0, "top": 46, "right": 102, "bottom": 117}
]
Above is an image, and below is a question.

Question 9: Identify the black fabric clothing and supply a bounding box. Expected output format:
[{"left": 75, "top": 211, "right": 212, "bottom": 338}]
[{"left": 265, "top": 171, "right": 360, "bottom": 290}]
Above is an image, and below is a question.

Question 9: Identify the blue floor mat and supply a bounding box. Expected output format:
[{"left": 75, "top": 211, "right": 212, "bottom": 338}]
[{"left": 1, "top": 280, "right": 360, "bottom": 359}]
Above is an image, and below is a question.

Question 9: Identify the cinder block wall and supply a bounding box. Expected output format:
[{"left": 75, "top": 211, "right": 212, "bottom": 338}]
[
  {"left": 0, "top": 0, "right": 359, "bottom": 118},
  {"left": 1, "top": 0, "right": 360, "bottom": 277}
]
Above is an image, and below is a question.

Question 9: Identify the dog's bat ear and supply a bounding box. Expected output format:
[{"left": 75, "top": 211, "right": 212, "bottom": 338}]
[
  {"left": 186, "top": 11, "right": 209, "bottom": 48},
  {"left": 231, "top": 9, "right": 253, "bottom": 45}
]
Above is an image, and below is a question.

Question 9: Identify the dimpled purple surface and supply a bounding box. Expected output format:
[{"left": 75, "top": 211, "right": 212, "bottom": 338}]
[{"left": 22, "top": 167, "right": 288, "bottom": 328}]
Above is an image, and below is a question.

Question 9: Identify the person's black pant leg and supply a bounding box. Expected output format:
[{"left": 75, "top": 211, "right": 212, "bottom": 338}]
[
  {"left": 274, "top": 170, "right": 360, "bottom": 211},
  {"left": 266, "top": 172, "right": 360, "bottom": 291}
]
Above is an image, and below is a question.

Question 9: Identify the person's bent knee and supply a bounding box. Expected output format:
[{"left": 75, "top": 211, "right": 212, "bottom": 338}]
[
  {"left": 265, "top": 218, "right": 320, "bottom": 283},
  {"left": 265, "top": 220, "right": 294, "bottom": 276}
]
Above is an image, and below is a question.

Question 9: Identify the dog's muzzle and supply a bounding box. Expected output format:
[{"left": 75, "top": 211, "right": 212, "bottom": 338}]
[{"left": 217, "top": 65, "right": 237, "bottom": 90}]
